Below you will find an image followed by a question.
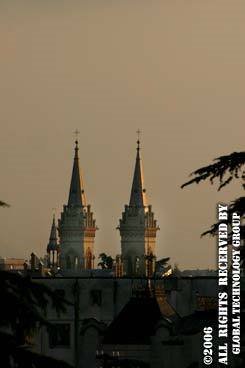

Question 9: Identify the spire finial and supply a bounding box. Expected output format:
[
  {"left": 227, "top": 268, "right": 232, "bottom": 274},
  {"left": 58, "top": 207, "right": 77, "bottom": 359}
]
[
  {"left": 74, "top": 129, "right": 80, "bottom": 157},
  {"left": 52, "top": 208, "right": 56, "bottom": 221},
  {"left": 68, "top": 132, "right": 86, "bottom": 207},
  {"left": 136, "top": 129, "right": 141, "bottom": 151},
  {"left": 74, "top": 129, "right": 80, "bottom": 147},
  {"left": 129, "top": 131, "right": 147, "bottom": 208}
]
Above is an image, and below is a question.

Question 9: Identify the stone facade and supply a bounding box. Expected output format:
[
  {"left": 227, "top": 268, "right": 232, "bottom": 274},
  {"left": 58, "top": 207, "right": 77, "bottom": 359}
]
[
  {"left": 118, "top": 140, "right": 159, "bottom": 277},
  {"left": 58, "top": 141, "right": 97, "bottom": 271},
  {"left": 31, "top": 275, "right": 242, "bottom": 368}
]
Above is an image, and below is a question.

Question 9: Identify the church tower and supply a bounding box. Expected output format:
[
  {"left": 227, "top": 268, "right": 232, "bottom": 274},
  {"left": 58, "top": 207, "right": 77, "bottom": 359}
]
[
  {"left": 118, "top": 137, "right": 159, "bottom": 277},
  {"left": 58, "top": 140, "right": 97, "bottom": 271}
]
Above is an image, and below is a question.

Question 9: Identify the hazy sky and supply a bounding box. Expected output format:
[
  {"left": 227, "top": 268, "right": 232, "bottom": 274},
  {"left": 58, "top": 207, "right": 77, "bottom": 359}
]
[{"left": 0, "top": 1, "right": 244, "bottom": 269}]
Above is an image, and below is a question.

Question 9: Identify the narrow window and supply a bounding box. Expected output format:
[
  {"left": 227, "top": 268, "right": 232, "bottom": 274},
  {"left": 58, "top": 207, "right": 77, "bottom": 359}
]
[{"left": 49, "top": 323, "right": 70, "bottom": 349}]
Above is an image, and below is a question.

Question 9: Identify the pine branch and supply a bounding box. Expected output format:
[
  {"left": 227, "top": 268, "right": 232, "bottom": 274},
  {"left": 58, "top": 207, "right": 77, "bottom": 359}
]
[
  {"left": 0, "top": 200, "right": 10, "bottom": 207},
  {"left": 0, "top": 331, "right": 73, "bottom": 368},
  {"left": 181, "top": 152, "right": 245, "bottom": 191},
  {"left": 0, "top": 271, "right": 70, "bottom": 339},
  {"left": 201, "top": 197, "right": 245, "bottom": 238}
]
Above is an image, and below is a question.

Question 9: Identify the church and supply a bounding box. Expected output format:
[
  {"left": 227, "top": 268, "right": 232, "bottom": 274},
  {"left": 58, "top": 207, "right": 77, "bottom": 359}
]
[
  {"left": 46, "top": 136, "right": 159, "bottom": 278},
  {"left": 28, "top": 138, "right": 242, "bottom": 368}
]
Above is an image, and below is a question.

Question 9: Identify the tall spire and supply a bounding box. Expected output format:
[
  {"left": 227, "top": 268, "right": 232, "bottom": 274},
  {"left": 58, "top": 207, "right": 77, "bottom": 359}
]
[
  {"left": 129, "top": 136, "right": 147, "bottom": 208},
  {"left": 47, "top": 215, "right": 58, "bottom": 252},
  {"left": 68, "top": 140, "right": 86, "bottom": 207},
  {"left": 118, "top": 133, "right": 159, "bottom": 277}
]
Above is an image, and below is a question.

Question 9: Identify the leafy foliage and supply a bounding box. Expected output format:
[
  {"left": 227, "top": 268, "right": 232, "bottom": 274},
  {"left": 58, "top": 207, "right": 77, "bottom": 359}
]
[
  {"left": 98, "top": 253, "right": 114, "bottom": 269},
  {"left": 181, "top": 152, "right": 245, "bottom": 191},
  {"left": 0, "top": 200, "right": 10, "bottom": 207},
  {"left": 201, "top": 197, "right": 245, "bottom": 237},
  {"left": 181, "top": 151, "right": 245, "bottom": 266},
  {"left": 201, "top": 197, "right": 245, "bottom": 267},
  {"left": 0, "top": 271, "right": 72, "bottom": 368}
]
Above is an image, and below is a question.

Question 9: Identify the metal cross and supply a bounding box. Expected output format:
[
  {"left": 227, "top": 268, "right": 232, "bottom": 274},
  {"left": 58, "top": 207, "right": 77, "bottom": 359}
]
[
  {"left": 74, "top": 129, "right": 80, "bottom": 140},
  {"left": 52, "top": 207, "right": 56, "bottom": 219},
  {"left": 136, "top": 129, "right": 141, "bottom": 141}
]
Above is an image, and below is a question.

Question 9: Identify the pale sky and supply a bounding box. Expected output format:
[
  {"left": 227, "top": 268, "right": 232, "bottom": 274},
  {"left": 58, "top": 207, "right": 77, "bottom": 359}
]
[{"left": 0, "top": 1, "right": 244, "bottom": 269}]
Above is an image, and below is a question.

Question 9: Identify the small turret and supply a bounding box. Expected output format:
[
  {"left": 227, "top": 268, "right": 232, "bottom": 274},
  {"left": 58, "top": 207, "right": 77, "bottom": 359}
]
[{"left": 47, "top": 215, "right": 59, "bottom": 268}]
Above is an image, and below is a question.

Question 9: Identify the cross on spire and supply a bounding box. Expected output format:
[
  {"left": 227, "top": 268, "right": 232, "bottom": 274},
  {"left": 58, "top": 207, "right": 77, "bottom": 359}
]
[
  {"left": 74, "top": 129, "right": 80, "bottom": 145},
  {"left": 136, "top": 129, "right": 141, "bottom": 150},
  {"left": 68, "top": 132, "right": 86, "bottom": 207},
  {"left": 136, "top": 129, "right": 141, "bottom": 140},
  {"left": 129, "top": 129, "right": 147, "bottom": 208},
  {"left": 52, "top": 207, "right": 56, "bottom": 220}
]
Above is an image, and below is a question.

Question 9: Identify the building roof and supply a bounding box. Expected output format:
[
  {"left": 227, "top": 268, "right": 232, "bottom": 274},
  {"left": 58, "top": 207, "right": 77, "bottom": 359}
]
[
  {"left": 103, "top": 285, "right": 178, "bottom": 345},
  {"left": 178, "top": 310, "right": 217, "bottom": 335}
]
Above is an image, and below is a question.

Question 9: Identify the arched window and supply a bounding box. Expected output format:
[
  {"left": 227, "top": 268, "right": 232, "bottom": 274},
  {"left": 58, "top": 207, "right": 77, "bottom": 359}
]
[
  {"left": 54, "top": 250, "right": 57, "bottom": 265},
  {"left": 66, "top": 255, "right": 72, "bottom": 269},
  {"left": 52, "top": 251, "right": 55, "bottom": 266},
  {"left": 86, "top": 248, "right": 92, "bottom": 269},
  {"left": 135, "top": 256, "right": 140, "bottom": 274}
]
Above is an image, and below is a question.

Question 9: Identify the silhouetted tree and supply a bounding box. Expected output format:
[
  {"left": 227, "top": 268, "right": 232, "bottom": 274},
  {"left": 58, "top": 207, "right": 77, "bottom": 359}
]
[
  {"left": 181, "top": 152, "right": 245, "bottom": 190},
  {"left": 0, "top": 271, "right": 73, "bottom": 368},
  {"left": 98, "top": 253, "right": 114, "bottom": 269},
  {"left": 181, "top": 151, "right": 245, "bottom": 265},
  {"left": 0, "top": 200, "right": 10, "bottom": 207},
  {"left": 0, "top": 201, "right": 72, "bottom": 367}
]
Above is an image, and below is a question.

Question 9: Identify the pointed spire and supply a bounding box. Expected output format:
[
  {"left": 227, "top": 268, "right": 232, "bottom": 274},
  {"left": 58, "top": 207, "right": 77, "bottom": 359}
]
[
  {"left": 129, "top": 136, "right": 147, "bottom": 208},
  {"left": 47, "top": 215, "right": 58, "bottom": 252},
  {"left": 68, "top": 140, "right": 86, "bottom": 207}
]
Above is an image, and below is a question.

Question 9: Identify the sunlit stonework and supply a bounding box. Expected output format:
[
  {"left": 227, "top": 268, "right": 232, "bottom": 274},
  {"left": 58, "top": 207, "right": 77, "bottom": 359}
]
[
  {"left": 118, "top": 139, "right": 159, "bottom": 276},
  {"left": 57, "top": 140, "right": 97, "bottom": 272}
]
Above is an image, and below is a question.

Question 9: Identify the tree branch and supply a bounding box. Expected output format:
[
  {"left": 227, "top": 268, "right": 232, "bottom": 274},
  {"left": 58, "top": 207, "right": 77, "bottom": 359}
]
[{"left": 181, "top": 152, "right": 245, "bottom": 191}]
